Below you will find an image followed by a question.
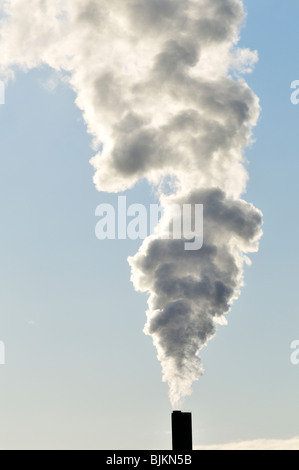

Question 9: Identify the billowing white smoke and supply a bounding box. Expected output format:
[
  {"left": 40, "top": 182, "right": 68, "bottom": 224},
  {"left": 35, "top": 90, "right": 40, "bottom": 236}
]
[{"left": 0, "top": 0, "right": 263, "bottom": 406}]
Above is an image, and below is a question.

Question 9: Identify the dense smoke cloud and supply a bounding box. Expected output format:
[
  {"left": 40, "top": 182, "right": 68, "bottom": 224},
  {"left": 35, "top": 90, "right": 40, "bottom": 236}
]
[
  {"left": 0, "top": 0, "right": 263, "bottom": 406},
  {"left": 129, "top": 188, "right": 262, "bottom": 404}
]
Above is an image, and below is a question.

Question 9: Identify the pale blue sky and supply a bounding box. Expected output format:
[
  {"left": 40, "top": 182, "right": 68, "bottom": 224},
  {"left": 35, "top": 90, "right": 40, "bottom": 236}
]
[{"left": 0, "top": 0, "right": 299, "bottom": 450}]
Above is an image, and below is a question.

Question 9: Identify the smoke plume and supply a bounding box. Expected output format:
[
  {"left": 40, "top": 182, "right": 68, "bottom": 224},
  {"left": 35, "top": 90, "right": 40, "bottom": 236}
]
[{"left": 0, "top": 0, "right": 263, "bottom": 406}]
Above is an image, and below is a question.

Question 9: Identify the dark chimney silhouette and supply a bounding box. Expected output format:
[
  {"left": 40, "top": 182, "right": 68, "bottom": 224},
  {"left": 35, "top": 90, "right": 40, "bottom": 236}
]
[{"left": 172, "top": 411, "right": 193, "bottom": 452}]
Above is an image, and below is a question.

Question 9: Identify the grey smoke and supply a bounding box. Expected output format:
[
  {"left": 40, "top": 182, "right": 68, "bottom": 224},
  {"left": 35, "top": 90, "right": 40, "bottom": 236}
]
[
  {"left": 0, "top": 0, "right": 263, "bottom": 405},
  {"left": 129, "top": 188, "right": 262, "bottom": 404}
]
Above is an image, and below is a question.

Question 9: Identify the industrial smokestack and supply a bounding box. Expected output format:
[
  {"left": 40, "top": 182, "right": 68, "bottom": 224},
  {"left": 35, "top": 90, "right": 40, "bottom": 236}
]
[{"left": 172, "top": 411, "right": 193, "bottom": 452}]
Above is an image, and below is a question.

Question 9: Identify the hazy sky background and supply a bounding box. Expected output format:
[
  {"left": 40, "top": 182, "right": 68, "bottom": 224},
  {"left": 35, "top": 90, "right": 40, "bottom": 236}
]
[{"left": 0, "top": 0, "right": 299, "bottom": 450}]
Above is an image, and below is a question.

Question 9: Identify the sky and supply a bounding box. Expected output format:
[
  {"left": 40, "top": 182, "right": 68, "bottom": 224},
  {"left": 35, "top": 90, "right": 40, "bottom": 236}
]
[{"left": 0, "top": 0, "right": 299, "bottom": 450}]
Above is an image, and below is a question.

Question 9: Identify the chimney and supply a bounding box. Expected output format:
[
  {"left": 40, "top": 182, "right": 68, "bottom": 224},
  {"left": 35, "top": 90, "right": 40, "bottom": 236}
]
[{"left": 172, "top": 411, "right": 193, "bottom": 452}]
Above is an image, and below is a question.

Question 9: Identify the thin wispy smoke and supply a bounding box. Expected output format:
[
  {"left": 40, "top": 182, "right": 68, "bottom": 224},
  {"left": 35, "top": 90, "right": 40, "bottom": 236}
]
[
  {"left": 0, "top": 0, "right": 263, "bottom": 406},
  {"left": 195, "top": 437, "right": 299, "bottom": 451}
]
